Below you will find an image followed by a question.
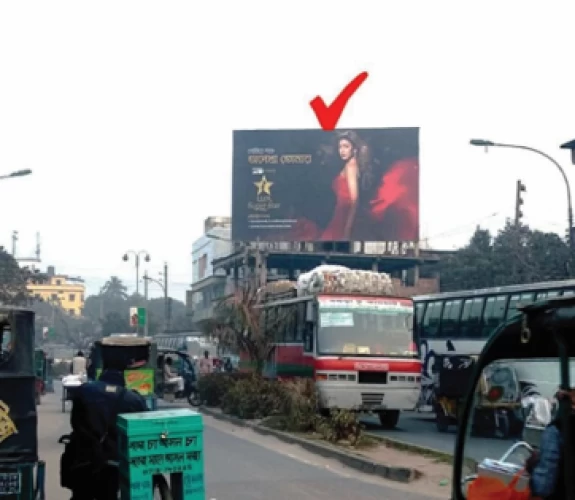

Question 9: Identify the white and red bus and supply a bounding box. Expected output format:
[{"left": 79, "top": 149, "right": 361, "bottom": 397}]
[{"left": 248, "top": 282, "right": 421, "bottom": 429}]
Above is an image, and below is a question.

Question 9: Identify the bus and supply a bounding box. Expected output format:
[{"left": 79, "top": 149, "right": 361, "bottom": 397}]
[
  {"left": 415, "top": 279, "right": 575, "bottom": 411},
  {"left": 154, "top": 332, "right": 222, "bottom": 366},
  {"left": 254, "top": 269, "right": 421, "bottom": 429}
]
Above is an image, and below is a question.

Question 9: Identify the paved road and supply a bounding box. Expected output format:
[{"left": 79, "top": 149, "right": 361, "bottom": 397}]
[
  {"left": 363, "top": 411, "right": 515, "bottom": 463},
  {"left": 41, "top": 385, "right": 442, "bottom": 499}
]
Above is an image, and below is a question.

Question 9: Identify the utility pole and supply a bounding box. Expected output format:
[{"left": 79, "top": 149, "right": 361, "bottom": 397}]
[
  {"left": 163, "top": 262, "right": 170, "bottom": 332},
  {"left": 514, "top": 179, "right": 526, "bottom": 226},
  {"left": 143, "top": 270, "right": 149, "bottom": 337}
]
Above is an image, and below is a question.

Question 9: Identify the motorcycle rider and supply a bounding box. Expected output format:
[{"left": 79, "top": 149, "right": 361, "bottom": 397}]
[{"left": 60, "top": 356, "right": 148, "bottom": 500}]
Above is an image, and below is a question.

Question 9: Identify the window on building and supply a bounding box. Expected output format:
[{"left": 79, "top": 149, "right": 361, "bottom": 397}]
[
  {"left": 421, "top": 301, "right": 442, "bottom": 339},
  {"left": 69, "top": 294, "right": 76, "bottom": 302},
  {"left": 460, "top": 297, "right": 485, "bottom": 338},
  {"left": 51, "top": 294, "right": 58, "bottom": 301},
  {"left": 56, "top": 280, "right": 61, "bottom": 286},
  {"left": 69, "top": 309, "right": 75, "bottom": 316},
  {"left": 482, "top": 295, "right": 508, "bottom": 337},
  {"left": 440, "top": 299, "right": 462, "bottom": 337}
]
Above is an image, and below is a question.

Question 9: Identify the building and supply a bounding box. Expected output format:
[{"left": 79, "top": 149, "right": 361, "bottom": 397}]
[
  {"left": 187, "top": 217, "right": 234, "bottom": 321},
  {"left": 187, "top": 217, "right": 453, "bottom": 324},
  {"left": 27, "top": 265, "right": 86, "bottom": 316}
]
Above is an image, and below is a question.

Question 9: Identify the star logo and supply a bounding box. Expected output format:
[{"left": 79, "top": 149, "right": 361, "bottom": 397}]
[{"left": 254, "top": 175, "right": 273, "bottom": 195}]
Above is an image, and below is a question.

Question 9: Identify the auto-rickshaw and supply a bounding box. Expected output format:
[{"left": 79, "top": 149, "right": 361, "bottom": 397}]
[
  {"left": 156, "top": 348, "right": 200, "bottom": 406},
  {"left": 453, "top": 295, "right": 575, "bottom": 499},
  {"left": 34, "top": 349, "right": 47, "bottom": 405},
  {"left": 89, "top": 335, "right": 158, "bottom": 410},
  {"left": 0, "top": 306, "right": 45, "bottom": 499}
]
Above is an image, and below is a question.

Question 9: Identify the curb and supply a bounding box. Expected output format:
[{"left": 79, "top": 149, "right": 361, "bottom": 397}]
[
  {"left": 198, "top": 406, "right": 419, "bottom": 483},
  {"left": 365, "top": 432, "right": 455, "bottom": 464}
]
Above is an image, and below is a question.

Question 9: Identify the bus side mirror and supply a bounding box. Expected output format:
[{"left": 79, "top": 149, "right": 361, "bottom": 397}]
[
  {"left": 456, "top": 357, "right": 538, "bottom": 498},
  {"left": 306, "top": 302, "right": 314, "bottom": 322}
]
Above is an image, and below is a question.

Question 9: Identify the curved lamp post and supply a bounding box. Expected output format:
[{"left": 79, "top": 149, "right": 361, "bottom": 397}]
[
  {"left": 122, "top": 250, "right": 150, "bottom": 296},
  {"left": 0, "top": 169, "right": 32, "bottom": 181},
  {"left": 470, "top": 139, "right": 574, "bottom": 253}
]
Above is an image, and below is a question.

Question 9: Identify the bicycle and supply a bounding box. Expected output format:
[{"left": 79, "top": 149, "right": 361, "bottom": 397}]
[{"left": 58, "top": 435, "right": 173, "bottom": 500}]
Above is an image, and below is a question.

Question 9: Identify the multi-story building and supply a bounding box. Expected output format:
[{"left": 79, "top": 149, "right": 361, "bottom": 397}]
[
  {"left": 187, "top": 217, "right": 234, "bottom": 322},
  {"left": 187, "top": 217, "right": 453, "bottom": 325},
  {"left": 27, "top": 265, "right": 86, "bottom": 316}
]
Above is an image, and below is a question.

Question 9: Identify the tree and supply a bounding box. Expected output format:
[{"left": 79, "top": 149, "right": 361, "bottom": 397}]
[
  {"left": 101, "top": 311, "right": 130, "bottom": 337},
  {"left": 440, "top": 222, "right": 572, "bottom": 291},
  {"left": 101, "top": 276, "right": 128, "bottom": 301},
  {"left": 83, "top": 276, "right": 192, "bottom": 336},
  {"left": 204, "top": 285, "right": 286, "bottom": 374},
  {"left": 440, "top": 226, "right": 495, "bottom": 291},
  {"left": 0, "top": 249, "right": 31, "bottom": 305}
]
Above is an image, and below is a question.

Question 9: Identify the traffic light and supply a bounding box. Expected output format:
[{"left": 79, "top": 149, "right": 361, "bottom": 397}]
[{"left": 515, "top": 179, "right": 526, "bottom": 225}]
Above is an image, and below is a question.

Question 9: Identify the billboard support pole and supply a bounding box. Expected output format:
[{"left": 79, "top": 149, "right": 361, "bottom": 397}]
[{"left": 413, "top": 241, "right": 420, "bottom": 287}]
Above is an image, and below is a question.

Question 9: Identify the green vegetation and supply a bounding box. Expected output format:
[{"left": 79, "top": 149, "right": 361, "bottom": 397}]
[{"left": 197, "top": 373, "right": 366, "bottom": 446}]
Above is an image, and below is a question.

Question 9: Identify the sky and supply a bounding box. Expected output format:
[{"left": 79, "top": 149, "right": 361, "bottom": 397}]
[{"left": 1, "top": 1, "right": 574, "bottom": 301}]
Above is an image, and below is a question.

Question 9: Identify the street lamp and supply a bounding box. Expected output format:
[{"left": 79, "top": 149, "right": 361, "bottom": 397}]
[
  {"left": 122, "top": 250, "right": 150, "bottom": 296},
  {"left": 143, "top": 265, "right": 170, "bottom": 332},
  {"left": 0, "top": 169, "right": 32, "bottom": 181},
  {"left": 470, "top": 139, "right": 574, "bottom": 254}
]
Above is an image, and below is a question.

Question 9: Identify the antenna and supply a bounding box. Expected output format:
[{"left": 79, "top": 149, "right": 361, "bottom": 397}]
[
  {"left": 14, "top": 231, "right": 42, "bottom": 263},
  {"left": 11, "top": 231, "right": 18, "bottom": 257},
  {"left": 35, "top": 232, "right": 41, "bottom": 261}
]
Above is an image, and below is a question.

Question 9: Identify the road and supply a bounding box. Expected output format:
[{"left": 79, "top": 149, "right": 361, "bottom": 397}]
[
  {"left": 363, "top": 411, "right": 515, "bottom": 463},
  {"left": 41, "top": 385, "right": 443, "bottom": 499}
]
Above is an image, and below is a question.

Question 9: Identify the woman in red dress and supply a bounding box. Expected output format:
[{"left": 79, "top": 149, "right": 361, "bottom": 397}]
[{"left": 321, "top": 131, "right": 373, "bottom": 241}]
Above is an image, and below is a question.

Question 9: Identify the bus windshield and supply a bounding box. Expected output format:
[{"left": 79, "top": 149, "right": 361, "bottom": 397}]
[{"left": 317, "top": 296, "right": 415, "bottom": 357}]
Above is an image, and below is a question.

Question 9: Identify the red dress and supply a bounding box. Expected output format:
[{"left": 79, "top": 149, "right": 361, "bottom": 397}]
[
  {"left": 369, "top": 157, "right": 419, "bottom": 241},
  {"left": 321, "top": 174, "right": 354, "bottom": 241}
]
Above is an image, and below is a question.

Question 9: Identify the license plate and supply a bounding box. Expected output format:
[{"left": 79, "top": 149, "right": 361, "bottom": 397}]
[{"left": 0, "top": 472, "right": 21, "bottom": 495}]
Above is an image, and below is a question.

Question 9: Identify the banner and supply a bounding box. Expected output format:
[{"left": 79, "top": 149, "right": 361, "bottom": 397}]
[{"left": 232, "top": 128, "right": 419, "bottom": 242}]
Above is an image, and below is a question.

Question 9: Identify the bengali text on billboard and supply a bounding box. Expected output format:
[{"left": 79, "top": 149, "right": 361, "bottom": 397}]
[{"left": 232, "top": 128, "right": 419, "bottom": 242}]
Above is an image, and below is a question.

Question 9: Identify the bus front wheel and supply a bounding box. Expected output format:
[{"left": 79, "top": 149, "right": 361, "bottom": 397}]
[{"left": 378, "top": 410, "right": 400, "bottom": 429}]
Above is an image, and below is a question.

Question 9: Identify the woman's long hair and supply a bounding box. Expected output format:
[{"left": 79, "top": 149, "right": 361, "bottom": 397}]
[{"left": 336, "top": 130, "right": 373, "bottom": 191}]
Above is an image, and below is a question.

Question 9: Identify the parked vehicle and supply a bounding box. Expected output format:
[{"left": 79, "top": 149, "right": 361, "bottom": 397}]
[
  {"left": 156, "top": 348, "right": 200, "bottom": 406},
  {"left": 0, "top": 306, "right": 46, "bottom": 498}
]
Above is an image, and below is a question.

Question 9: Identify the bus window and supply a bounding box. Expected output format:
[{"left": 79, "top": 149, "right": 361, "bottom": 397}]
[
  {"left": 415, "top": 303, "right": 425, "bottom": 325},
  {"left": 563, "top": 289, "right": 575, "bottom": 296},
  {"left": 421, "top": 301, "right": 443, "bottom": 339},
  {"left": 295, "top": 303, "right": 305, "bottom": 342},
  {"left": 482, "top": 295, "right": 508, "bottom": 337},
  {"left": 536, "top": 291, "right": 548, "bottom": 300},
  {"left": 460, "top": 297, "right": 485, "bottom": 338},
  {"left": 546, "top": 291, "right": 560, "bottom": 298},
  {"left": 283, "top": 305, "right": 297, "bottom": 342},
  {"left": 440, "top": 300, "right": 462, "bottom": 337},
  {"left": 507, "top": 292, "right": 535, "bottom": 317}
]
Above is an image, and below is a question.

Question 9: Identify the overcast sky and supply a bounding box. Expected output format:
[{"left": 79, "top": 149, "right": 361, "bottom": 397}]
[{"left": 1, "top": 1, "right": 574, "bottom": 301}]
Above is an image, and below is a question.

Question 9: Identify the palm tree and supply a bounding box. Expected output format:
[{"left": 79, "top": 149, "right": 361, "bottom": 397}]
[{"left": 100, "top": 276, "right": 128, "bottom": 301}]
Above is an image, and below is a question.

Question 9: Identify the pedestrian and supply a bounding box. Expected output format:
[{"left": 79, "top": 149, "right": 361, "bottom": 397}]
[
  {"left": 60, "top": 357, "right": 148, "bottom": 499},
  {"left": 526, "top": 387, "right": 575, "bottom": 499},
  {"left": 70, "top": 351, "right": 87, "bottom": 376},
  {"left": 198, "top": 350, "right": 213, "bottom": 376}
]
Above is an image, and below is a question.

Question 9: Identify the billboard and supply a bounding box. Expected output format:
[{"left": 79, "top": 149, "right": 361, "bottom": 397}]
[{"left": 232, "top": 128, "right": 419, "bottom": 242}]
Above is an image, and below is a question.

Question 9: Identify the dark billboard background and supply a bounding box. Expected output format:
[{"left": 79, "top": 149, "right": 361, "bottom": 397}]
[{"left": 232, "top": 128, "right": 419, "bottom": 242}]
